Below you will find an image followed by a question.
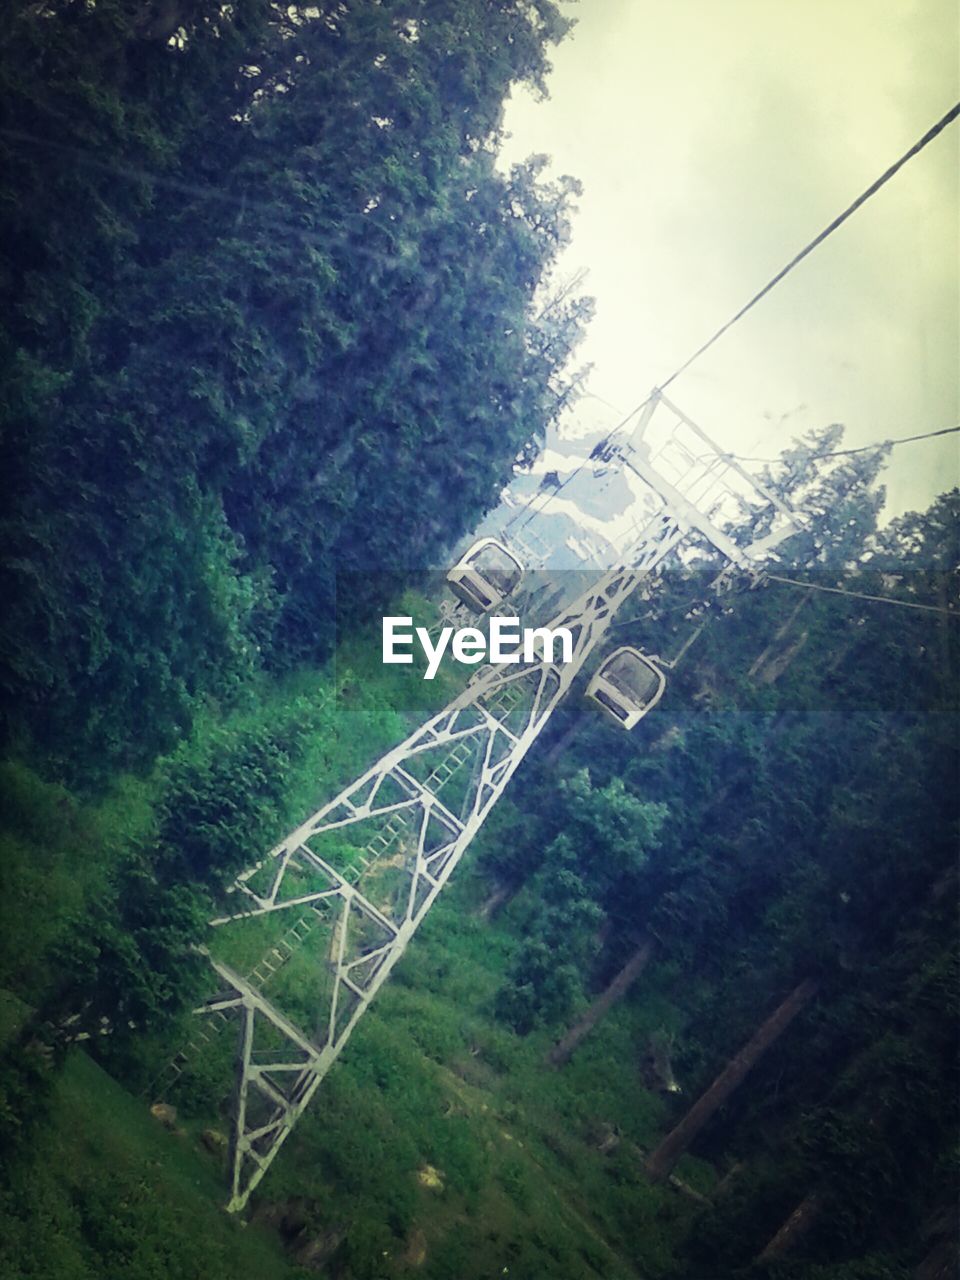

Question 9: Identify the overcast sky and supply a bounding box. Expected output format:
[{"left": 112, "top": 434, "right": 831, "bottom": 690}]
[{"left": 497, "top": 0, "right": 959, "bottom": 522}]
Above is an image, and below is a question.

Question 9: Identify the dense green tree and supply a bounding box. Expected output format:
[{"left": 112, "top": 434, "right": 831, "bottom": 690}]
[
  {"left": 494, "top": 771, "right": 664, "bottom": 1032},
  {"left": 482, "top": 458, "right": 957, "bottom": 1276},
  {"left": 494, "top": 832, "right": 602, "bottom": 1033},
  {"left": 0, "top": 0, "right": 587, "bottom": 782}
]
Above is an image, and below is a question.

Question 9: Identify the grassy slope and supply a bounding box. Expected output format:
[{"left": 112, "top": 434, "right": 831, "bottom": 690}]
[
  {"left": 0, "top": 987, "right": 306, "bottom": 1279},
  {"left": 250, "top": 875, "right": 703, "bottom": 1279}
]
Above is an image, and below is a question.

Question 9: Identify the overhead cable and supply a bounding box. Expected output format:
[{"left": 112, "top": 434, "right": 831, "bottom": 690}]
[
  {"left": 712, "top": 424, "right": 960, "bottom": 465},
  {"left": 507, "top": 102, "right": 960, "bottom": 540},
  {"left": 765, "top": 573, "right": 958, "bottom": 618},
  {"left": 657, "top": 101, "right": 960, "bottom": 392}
]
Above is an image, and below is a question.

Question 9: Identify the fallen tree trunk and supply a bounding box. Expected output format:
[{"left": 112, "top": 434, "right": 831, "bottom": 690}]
[
  {"left": 547, "top": 935, "right": 656, "bottom": 1066},
  {"left": 476, "top": 880, "right": 518, "bottom": 922},
  {"left": 914, "top": 1200, "right": 959, "bottom": 1280},
  {"left": 915, "top": 1236, "right": 959, "bottom": 1280},
  {"left": 645, "top": 978, "right": 819, "bottom": 1182},
  {"left": 748, "top": 588, "right": 813, "bottom": 682},
  {"left": 713, "top": 1160, "right": 744, "bottom": 1198},
  {"left": 755, "top": 1191, "right": 823, "bottom": 1264}
]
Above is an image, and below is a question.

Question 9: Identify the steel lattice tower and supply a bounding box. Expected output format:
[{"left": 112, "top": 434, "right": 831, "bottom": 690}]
[{"left": 167, "top": 393, "right": 798, "bottom": 1211}]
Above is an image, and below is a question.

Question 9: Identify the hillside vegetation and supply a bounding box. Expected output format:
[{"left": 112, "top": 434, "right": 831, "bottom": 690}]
[{"left": 1, "top": 3, "right": 957, "bottom": 1279}]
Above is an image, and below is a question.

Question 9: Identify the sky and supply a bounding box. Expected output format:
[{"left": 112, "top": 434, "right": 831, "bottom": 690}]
[{"left": 496, "top": 0, "right": 959, "bottom": 522}]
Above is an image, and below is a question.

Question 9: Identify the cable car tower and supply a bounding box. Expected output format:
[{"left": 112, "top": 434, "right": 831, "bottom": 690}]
[{"left": 180, "top": 391, "right": 799, "bottom": 1212}]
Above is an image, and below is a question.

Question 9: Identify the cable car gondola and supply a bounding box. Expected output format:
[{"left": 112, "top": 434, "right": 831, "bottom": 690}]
[
  {"left": 446, "top": 538, "right": 524, "bottom": 614},
  {"left": 586, "top": 646, "right": 666, "bottom": 730}
]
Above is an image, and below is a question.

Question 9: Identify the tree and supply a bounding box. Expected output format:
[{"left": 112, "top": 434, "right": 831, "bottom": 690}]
[
  {"left": 0, "top": 0, "right": 588, "bottom": 782},
  {"left": 644, "top": 977, "right": 820, "bottom": 1182},
  {"left": 546, "top": 932, "right": 656, "bottom": 1066}
]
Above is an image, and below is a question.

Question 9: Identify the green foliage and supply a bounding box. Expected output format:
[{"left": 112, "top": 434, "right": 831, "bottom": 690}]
[
  {"left": 493, "top": 768, "right": 664, "bottom": 1031},
  {"left": 0, "top": 1049, "right": 303, "bottom": 1280},
  {"left": 495, "top": 833, "right": 600, "bottom": 1032},
  {"left": 479, "top": 476, "right": 960, "bottom": 1276},
  {"left": 0, "top": 0, "right": 587, "bottom": 786},
  {"left": 2, "top": 27, "right": 958, "bottom": 1260}
]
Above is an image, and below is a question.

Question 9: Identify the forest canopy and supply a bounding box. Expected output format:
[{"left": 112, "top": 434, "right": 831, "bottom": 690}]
[{"left": 0, "top": 0, "right": 589, "bottom": 782}]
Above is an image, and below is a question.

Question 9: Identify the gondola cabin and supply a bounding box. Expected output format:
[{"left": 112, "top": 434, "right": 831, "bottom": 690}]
[
  {"left": 586, "top": 646, "right": 666, "bottom": 730},
  {"left": 447, "top": 538, "right": 523, "bottom": 613}
]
